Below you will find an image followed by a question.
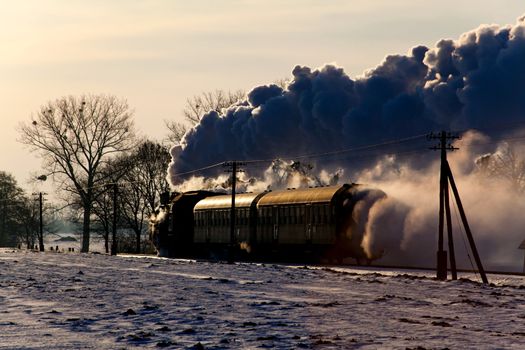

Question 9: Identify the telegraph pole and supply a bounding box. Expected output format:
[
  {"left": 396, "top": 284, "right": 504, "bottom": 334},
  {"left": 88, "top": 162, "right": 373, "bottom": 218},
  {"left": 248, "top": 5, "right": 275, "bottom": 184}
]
[
  {"left": 32, "top": 192, "right": 47, "bottom": 252},
  {"left": 223, "top": 161, "right": 245, "bottom": 263},
  {"left": 429, "top": 131, "right": 487, "bottom": 283},
  {"left": 110, "top": 183, "right": 118, "bottom": 256},
  {"left": 429, "top": 131, "right": 458, "bottom": 280},
  {"left": 38, "top": 192, "right": 44, "bottom": 252}
]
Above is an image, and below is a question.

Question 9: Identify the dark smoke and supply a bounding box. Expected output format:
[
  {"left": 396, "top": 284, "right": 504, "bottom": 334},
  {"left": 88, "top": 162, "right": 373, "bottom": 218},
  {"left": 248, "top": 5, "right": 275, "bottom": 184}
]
[
  {"left": 167, "top": 15, "right": 525, "bottom": 272},
  {"left": 170, "top": 16, "right": 525, "bottom": 182}
]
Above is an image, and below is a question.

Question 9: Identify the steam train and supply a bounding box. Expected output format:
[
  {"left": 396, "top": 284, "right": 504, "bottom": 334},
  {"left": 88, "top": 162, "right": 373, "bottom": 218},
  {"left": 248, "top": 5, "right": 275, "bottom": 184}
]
[{"left": 149, "top": 183, "right": 386, "bottom": 263}]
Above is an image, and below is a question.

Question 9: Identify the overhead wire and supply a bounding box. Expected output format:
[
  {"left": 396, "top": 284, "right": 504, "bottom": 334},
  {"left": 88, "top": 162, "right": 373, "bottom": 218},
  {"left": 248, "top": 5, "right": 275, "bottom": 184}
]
[
  {"left": 170, "top": 133, "right": 429, "bottom": 178},
  {"left": 169, "top": 122, "right": 525, "bottom": 179}
]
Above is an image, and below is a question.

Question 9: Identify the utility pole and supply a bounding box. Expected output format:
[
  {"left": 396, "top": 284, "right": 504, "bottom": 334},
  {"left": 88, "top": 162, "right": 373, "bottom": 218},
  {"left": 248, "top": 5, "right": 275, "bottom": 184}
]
[
  {"left": 32, "top": 192, "right": 47, "bottom": 252},
  {"left": 429, "top": 131, "right": 488, "bottom": 284},
  {"left": 110, "top": 183, "right": 118, "bottom": 256},
  {"left": 39, "top": 192, "right": 44, "bottom": 252},
  {"left": 223, "top": 161, "right": 245, "bottom": 263},
  {"left": 35, "top": 175, "right": 48, "bottom": 252}
]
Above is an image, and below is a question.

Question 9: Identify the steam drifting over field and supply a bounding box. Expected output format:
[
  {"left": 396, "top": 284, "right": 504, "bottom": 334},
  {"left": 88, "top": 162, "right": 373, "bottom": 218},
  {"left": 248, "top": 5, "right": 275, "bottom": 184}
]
[{"left": 167, "top": 15, "right": 525, "bottom": 272}]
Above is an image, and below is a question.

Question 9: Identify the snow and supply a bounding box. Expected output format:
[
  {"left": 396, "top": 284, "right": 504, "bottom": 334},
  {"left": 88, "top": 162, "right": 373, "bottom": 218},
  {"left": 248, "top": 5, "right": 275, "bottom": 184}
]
[{"left": 1, "top": 249, "right": 525, "bottom": 349}]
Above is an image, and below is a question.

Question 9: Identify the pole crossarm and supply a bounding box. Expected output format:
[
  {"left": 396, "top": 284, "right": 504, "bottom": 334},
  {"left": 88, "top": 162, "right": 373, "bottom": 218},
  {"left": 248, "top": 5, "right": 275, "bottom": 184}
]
[{"left": 427, "top": 131, "right": 460, "bottom": 152}]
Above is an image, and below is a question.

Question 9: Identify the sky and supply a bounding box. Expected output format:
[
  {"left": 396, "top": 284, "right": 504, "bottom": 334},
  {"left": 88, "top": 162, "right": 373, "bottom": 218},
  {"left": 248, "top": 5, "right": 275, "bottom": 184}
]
[{"left": 1, "top": 0, "right": 524, "bottom": 192}]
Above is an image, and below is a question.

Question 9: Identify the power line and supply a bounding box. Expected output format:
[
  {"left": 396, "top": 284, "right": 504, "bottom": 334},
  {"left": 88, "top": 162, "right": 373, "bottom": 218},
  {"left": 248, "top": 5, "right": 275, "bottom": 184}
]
[{"left": 170, "top": 133, "right": 429, "bottom": 178}]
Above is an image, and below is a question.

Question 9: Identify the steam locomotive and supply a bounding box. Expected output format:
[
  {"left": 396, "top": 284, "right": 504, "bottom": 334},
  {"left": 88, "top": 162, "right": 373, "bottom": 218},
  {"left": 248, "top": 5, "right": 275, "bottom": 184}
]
[{"left": 149, "top": 183, "right": 386, "bottom": 263}]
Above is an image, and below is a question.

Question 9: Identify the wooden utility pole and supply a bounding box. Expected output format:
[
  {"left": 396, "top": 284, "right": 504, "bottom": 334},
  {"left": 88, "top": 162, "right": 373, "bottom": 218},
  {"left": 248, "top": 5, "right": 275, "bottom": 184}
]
[
  {"left": 223, "top": 161, "right": 245, "bottom": 264},
  {"left": 429, "top": 131, "right": 488, "bottom": 284},
  {"left": 32, "top": 192, "right": 47, "bottom": 252},
  {"left": 38, "top": 192, "right": 45, "bottom": 252}
]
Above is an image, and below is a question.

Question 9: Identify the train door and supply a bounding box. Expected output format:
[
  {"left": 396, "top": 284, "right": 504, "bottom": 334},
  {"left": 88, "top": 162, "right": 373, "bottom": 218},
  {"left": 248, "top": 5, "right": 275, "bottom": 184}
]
[
  {"left": 205, "top": 211, "right": 211, "bottom": 243},
  {"left": 305, "top": 204, "right": 312, "bottom": 243},
  {"left": 272, "top": 206, "right": 279, "bottom": 243}
]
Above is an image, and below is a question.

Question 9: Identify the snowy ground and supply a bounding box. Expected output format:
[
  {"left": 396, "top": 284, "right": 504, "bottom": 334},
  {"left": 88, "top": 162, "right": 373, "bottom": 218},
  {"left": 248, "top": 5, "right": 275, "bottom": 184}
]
[{"left": 1, "top": 249, "right": 524, "bottom": 349}]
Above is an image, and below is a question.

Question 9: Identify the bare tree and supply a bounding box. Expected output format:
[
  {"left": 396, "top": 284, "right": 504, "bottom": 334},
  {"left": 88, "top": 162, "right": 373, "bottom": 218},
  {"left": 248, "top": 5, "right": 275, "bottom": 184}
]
[
  {"left": 164, "top": 121, "right": 189, "bottom": 145},
  {"left": 183, "top": 89, "right": 245, "bottom": 125},
  {"left": 91, "top": 189, "right": 113, "bottom": 254},
  {"left": 119, "top": 140, "right": 171, "bottom": 253},
  {"left": 476, "top": 142, "right": 525, "bottom": 192},
  {"left": 19, "top": 94, "right": 136, "bottom": 252},
  {"left": 164, "top": 89, "right": 245, "bottom": 144},
  {"left": 91, "top": 139, "right": 170, "bottom": 253}
]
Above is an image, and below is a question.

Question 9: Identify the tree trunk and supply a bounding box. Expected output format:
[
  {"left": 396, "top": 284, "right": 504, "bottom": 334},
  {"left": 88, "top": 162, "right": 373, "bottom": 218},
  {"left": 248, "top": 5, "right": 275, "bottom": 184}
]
[
  {"left": 38, "top": 234, "right": 44, "bottom": 252},
  {"left": 136, "top": 230, "right": 141, "bottom": 254},
  {"left": 81, "top": 205, "right": 91, "bottom": 253},
  {"left": 104, "top": 231, "right": 109, "bottom": 254}
]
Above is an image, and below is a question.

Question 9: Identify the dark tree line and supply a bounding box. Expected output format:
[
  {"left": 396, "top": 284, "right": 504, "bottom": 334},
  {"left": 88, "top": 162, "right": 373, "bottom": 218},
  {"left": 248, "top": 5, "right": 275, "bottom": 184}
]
[{"left": 0, "top": 171, "right": 58, "bottom": 249}]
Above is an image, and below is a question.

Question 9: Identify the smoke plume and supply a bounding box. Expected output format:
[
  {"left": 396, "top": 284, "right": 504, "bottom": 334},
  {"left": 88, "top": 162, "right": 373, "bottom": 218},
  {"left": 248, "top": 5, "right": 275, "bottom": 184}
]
[{"left": 167, "top": 15, "right": 525, "bottom": 272}]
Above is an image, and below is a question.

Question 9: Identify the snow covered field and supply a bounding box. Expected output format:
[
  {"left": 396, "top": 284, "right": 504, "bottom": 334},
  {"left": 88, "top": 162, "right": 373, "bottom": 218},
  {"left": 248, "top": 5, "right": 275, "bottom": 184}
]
[{"left": 1, "top": 249, "right": 524, "bottom": 349}]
